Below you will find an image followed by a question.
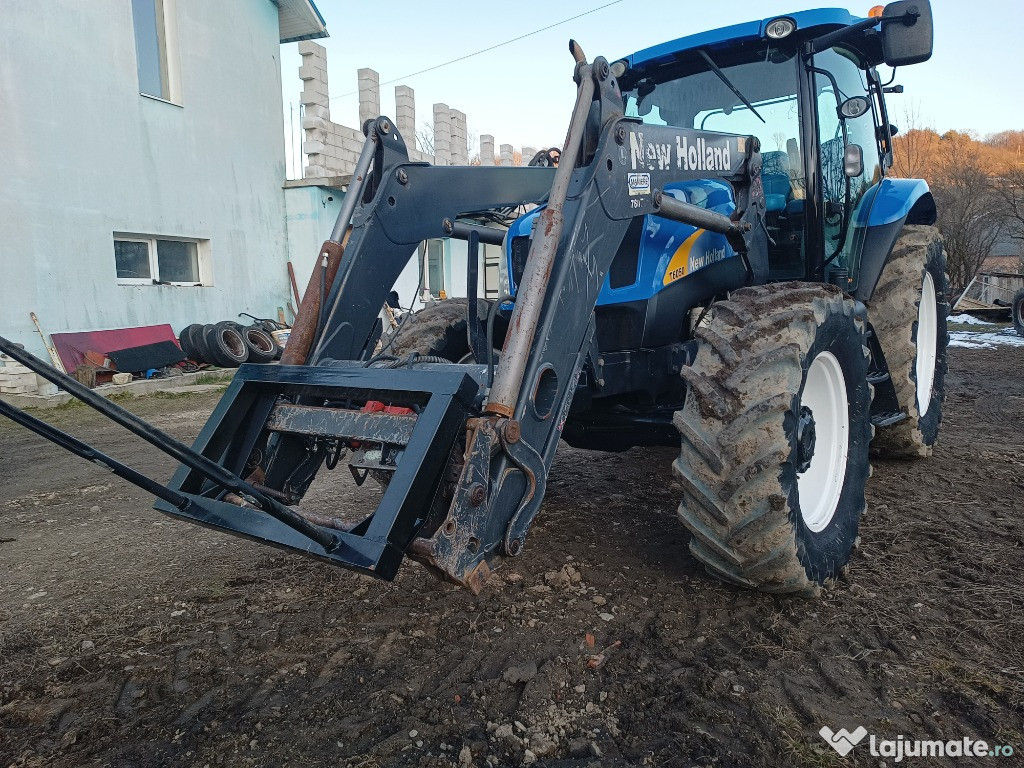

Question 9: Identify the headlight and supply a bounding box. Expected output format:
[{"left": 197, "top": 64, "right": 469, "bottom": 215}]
[{"left": 765, "top": 17, "right": 796, "bottom": 39}]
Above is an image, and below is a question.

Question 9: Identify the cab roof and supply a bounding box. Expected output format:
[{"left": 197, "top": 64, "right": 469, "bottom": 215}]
[{"left": 627, "top": 8, "right": 863, "bottom": 70}]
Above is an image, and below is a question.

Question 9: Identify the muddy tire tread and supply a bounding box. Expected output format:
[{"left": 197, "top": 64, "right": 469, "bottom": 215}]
[{"left": 674, "top": 283, "right": 872, "bottom": 594}]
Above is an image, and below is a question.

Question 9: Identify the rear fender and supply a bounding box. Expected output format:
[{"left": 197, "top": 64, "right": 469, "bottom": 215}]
[{"left": 852, "top": 178, "right": 935, "bottom": 302}]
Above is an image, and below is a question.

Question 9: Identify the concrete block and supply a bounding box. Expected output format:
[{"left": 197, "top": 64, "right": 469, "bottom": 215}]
[
  {"left": 302, "top": 116, "right": 329, "bottom": 131},
  {"left": 341, "top": 137, "right": 364, "bottom": 153},
  {"left": 306, "top": 104, "right": 331, "bottom": 121},
  {"left": 303, "top": 140, "right": 326, "bottom": 155},
  {"left": 300, "top": 90, "right": 325, "bottom": 108},
  {"left": 298, "top": 63, "right": 322, "bottom": 81},
  {"left": 0, "top": 371, "right": 36, "bottom": 385},
  {"left": 297, "top": 40, "right": 327, "bottom": 58},
  {"left": 0, "top": 362, "right": 32, "bottom": 374}
]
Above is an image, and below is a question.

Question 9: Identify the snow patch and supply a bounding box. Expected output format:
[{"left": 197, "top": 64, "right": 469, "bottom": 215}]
[
  {"left": 947, "top": 313, "right": 994, "bottom": 325},
  {"left": 948, "top": 328, "right": 1024, "bottom": 350}
]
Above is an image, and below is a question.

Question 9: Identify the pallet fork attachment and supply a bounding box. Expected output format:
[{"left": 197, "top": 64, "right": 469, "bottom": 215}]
[{"left": 0, "top": 336, "right": 480, "bottom": 578}]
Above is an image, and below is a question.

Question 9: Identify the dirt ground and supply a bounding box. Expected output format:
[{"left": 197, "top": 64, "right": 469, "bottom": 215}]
[{"left": 1, "top": 346, "right": 1022, "bottom": 768}]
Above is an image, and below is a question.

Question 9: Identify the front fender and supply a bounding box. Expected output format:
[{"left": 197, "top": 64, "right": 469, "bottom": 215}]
[{"left": 852, "top": 178, "right": 935, "bottom": 302}]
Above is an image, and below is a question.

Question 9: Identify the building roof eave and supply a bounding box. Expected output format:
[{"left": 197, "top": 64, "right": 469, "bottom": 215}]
[{"left": 277, "top": 0, "right": 328, "bottom": 44}]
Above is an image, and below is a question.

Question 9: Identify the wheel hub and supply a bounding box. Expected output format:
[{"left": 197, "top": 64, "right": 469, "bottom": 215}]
[{"left": 795, "top": 406, "right": 816, "bottom": 473}]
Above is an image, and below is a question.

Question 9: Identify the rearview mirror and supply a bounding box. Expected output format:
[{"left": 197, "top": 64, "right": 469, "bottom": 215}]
[{"left": 881, "top": 0, "right": 933, "bottom": 66}]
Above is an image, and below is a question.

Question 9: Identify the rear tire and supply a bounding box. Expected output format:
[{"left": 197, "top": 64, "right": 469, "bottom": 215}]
[
  {"left": 868, "top": 225, "right": 949, "bottom": 458},
  {"left": 1012, "top": 288, "right": 1024, "bottom": 338},
  {"left": 387, "top": 298, "right": 494, "bottom": 362},
  {"left": 674, "top": 283, "right": 872, "bottom": 593}
]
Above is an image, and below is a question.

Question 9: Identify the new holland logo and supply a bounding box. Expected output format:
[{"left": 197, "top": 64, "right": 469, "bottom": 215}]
[{"left": 629, "top": 131, "right": 733, "bottom": 173}]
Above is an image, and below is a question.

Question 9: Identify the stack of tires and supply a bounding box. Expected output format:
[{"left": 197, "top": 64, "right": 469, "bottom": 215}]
[{"left": 178, "top": 322, "right": 282, "bottom": 368}]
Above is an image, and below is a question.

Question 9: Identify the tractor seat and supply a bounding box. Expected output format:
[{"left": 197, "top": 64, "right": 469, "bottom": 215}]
[{"left": 760, "top": 150, "right": 791, "bottom": 214}]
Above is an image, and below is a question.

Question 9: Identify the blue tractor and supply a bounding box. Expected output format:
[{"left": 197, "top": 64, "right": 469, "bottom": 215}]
[{"left": 0, "top": 2, "right": 945, "bottom": 595}]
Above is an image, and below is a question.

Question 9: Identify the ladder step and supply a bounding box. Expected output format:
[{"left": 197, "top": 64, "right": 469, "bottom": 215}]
[{"left": 871, "top": 411, "right": 907, "bottom": 427}]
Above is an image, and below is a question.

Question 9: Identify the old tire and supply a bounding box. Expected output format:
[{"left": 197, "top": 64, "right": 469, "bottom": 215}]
[
  {"left": 178, "top": 324, "right": 204, "bottom": 362},
  {"left": 386, "top": 298, "right": 493, "bottom": 362},
  {"left": 191, "top": 324, "right": 217, "bottom": 365},
  {"left": 674, "top": 283, "right": 872, "bottom": 593},
  {"left": 204, "top": 323, "right": 249, "bottom": 368},
  {"left": 1012, "top": 288, "right": 1024, "bottom": 338},
  {"left": 868, "top": 225, "right": 949, "bottom": 458},
  {"left": 242, "top": 325, "right": 278, "bottom": 364}
]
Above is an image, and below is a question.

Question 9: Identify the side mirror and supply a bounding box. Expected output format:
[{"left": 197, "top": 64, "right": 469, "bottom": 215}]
[
  {"left": 881, "top": 0, "right": 933, "bottom": 66},
  {"left": 844, "top": 144, "right": 864, "bottom": 178}
]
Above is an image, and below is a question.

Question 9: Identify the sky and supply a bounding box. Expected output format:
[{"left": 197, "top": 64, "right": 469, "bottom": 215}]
[{"left": 280, "top": 0, "right": 1021, "bottom": 175}]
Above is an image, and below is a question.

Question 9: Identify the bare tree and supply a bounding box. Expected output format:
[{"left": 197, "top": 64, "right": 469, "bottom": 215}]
[
  {"left": 415, "top": 121, "right": 434, "bottom": 155},
  {"left": 890, "top": 103, "right": 939, "bottom": 179},
  {"left": 930, "top": 135, "right": 1008, "bottom": 293},
  {"left": 994, "top": 163, "right": 1024, "bottom": 251}
]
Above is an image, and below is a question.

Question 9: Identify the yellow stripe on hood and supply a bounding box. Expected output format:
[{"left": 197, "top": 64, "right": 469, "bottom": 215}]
[{"left": 663, "top": 229, "right": 705, "bottom": 286}]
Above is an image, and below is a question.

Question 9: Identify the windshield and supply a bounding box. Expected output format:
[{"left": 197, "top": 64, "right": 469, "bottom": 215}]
[{"left": 622, "top": 42, "right": 801, "bottom": 139}]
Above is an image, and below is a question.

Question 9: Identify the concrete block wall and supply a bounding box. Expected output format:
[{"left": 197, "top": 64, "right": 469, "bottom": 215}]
[{"left": 298, "top": 47, "right": 535, "bottom": 178}]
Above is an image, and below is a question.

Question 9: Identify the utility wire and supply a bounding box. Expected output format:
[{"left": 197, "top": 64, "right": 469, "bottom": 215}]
[{"left": 328, "top": 0, "right": 625, "bottom": 103}]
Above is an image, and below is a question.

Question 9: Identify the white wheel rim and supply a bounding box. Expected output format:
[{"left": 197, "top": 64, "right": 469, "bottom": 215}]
[
  {"left": 916, "top": 272, "right": 937, "bottom": 416},
  {"left": 797, "top": 351, "right": 849, "bottom": 533}
]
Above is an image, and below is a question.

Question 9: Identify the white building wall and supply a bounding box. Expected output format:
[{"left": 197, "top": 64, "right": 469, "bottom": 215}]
[{"left": 0, "top": 0, "right": 292, "bottom": 359}]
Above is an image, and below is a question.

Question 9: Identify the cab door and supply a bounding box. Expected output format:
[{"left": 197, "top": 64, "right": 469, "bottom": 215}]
[{"left": 811, "top": 46, "right": 884, "bottom": 284}]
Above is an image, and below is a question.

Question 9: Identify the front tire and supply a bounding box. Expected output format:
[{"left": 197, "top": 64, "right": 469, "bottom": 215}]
[
  {"left": 868, "top": 225, "right": 949, "bottom": 458},
  {"left": 674, "top": 283, "right": 872, "bottom": 593}
]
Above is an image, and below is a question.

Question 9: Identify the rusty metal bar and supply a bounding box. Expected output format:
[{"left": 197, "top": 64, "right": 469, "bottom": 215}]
[
  {"left": 266, "top": 404, "right": 417, "bottom": 444},
  {"left": 484, "top": 59, "right": 596, "bottom": 417},
  {"left": 283, "top": 130, "right": 378, "bottom": 366}
]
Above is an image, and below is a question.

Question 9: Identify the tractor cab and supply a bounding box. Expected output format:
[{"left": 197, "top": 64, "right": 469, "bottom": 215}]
[{"left": 615, "top": 5, "right": 931, "bottom": 289}]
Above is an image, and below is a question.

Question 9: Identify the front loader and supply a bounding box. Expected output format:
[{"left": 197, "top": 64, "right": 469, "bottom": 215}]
[{"left": 0, "top": 1, "right": 945, "bottom": 595}]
